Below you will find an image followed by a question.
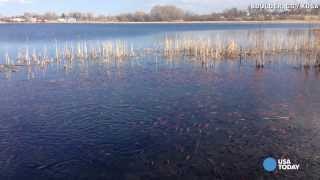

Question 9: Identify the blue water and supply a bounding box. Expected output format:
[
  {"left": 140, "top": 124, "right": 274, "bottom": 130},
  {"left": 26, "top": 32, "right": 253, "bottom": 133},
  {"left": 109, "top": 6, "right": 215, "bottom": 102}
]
[
  {"left": 0, "top": 23, "right": 316, "bottom": 41},
  {"left": 0, "top": 23, "right": 320, "bottom": 179}
]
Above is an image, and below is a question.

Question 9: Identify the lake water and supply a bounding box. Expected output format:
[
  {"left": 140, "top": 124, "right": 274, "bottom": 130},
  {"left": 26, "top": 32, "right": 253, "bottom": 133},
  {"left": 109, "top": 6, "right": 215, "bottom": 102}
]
[{"left": 0, "top": 23, "right": 320, "bottom": 179}]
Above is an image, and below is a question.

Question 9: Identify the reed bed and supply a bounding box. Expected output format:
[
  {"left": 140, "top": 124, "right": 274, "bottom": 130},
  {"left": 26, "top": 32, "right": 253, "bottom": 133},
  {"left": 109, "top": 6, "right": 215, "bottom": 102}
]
[
  {"left": 1, "top": 40, "right": 136, "bottom": 70},
  {"left": 163, "top": 30, "right": 320, "bottom": 68},
  {"left": 1, "top": 30, "right": 320, "bottom": 73}
]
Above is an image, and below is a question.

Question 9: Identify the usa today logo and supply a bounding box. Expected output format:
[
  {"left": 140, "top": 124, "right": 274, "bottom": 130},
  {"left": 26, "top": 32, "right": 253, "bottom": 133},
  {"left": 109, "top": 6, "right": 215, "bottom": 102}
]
[{"left": 263, "top": 157, "right": 300, "bottom": 172}]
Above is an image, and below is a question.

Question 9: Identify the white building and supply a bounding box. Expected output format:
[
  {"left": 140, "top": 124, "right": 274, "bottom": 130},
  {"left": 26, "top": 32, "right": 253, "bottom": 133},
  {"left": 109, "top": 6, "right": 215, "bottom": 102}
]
[
  {"left": 26, "top": 17, "right": 37, "bottom": 23},
  {"left": 10, "top": 18, "right": 25, "bottom": 22},
  {"left": 66, "top": 18, "right": 77, "bottom": 23},
  {"left": 57, "top": 18, "right": 77, "bottom": 23},
  {"left": 57, "top": 18, "right": 66, "bottom": 23}
]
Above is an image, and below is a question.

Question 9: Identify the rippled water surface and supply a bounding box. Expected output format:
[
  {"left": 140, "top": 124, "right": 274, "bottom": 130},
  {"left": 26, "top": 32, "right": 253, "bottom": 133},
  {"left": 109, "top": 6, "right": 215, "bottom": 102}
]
[{"left": 0, "top": 23, "right": 320, "bottom": 180}]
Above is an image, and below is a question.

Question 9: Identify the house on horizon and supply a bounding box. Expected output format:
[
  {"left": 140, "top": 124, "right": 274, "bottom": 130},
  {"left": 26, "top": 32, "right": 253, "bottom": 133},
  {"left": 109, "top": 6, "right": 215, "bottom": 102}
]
[
  {"left": 25, "top": 17, "right": 37, "bottom": 23},
  {"left": 10, "top": 17, "right": 25, "bottom": 22},
  {"left": 57, "top": 17, "right": 77, "bottom": 23}
]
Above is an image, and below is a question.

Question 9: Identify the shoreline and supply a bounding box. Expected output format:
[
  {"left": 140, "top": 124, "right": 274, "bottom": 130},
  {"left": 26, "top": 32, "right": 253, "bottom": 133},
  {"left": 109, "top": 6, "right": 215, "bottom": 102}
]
[{"left": 1, "top": 20, "right": 320, "bottom": 25}]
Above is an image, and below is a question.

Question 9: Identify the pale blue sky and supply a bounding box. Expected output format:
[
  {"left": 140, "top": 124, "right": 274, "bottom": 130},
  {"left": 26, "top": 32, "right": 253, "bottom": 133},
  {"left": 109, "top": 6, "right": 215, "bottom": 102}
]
[{"left": 0, "top": 0, "right": 318, "bottom": 16}]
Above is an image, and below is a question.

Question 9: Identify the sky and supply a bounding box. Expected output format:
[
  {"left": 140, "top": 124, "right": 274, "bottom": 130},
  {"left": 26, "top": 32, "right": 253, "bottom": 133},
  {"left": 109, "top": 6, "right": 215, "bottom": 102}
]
[{"left": 0, "top": 0, "right": 319, "bottom": 16}]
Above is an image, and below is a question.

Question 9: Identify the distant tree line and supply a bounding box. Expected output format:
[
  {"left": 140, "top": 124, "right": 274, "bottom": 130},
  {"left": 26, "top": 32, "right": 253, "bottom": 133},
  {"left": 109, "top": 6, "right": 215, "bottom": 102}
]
[{"left": 2, "top": 5, "right": 320, "bottom": 22}]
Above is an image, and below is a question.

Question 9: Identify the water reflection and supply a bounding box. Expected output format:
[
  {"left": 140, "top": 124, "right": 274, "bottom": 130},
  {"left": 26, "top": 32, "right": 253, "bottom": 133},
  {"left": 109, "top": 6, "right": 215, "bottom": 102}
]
[{"left": 0, "top": 24, "right": 320, "bottom": 179}]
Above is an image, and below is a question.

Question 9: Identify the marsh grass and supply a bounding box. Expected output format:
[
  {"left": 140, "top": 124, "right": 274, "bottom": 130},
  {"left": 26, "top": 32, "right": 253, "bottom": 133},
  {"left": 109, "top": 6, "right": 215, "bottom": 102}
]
[
  {"left": 1, "top": 29, "right": 320, "bottom": 74},
  {"left": 1, "top": 40, "right": 136, "bottom": 70},
  {"left": 162, "top": 29, "right": 320, "bottom": 69}
]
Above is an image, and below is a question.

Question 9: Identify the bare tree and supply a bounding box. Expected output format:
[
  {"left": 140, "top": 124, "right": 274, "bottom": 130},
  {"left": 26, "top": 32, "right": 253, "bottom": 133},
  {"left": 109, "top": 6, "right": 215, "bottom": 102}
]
[
  {"left": 3, "top": 4, "right": 319, "bottom": 22},
  {"left": 150, "top": 5, "right": 185, "bottom": 21},
  {"left": 223, "top": 8, "right": 247, "bottom": 19},
  {"left": 132, "top": 11, "right": 149, "bottom": 22},
  {"left": 43, "top": 12, "right": 58, "bottom": 20},
  {"left": 116, "top": 14, "right": 131, "bottom": 22},
  {"left": 68, "top": 12, "right": 82, "bottom": 20},
  {"left": 24, "top": 12, "right": 35, "bottom": 18}
]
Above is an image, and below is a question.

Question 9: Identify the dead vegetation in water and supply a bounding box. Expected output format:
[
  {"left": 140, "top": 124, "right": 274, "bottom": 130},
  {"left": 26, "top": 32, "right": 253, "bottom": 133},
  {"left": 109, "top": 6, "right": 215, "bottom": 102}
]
[
  {"left": 2, "top": 30, "right": 320, "bottom": 73},
  {"left": 1, "top": 40, "right": 136, "bottom": 70},
  {"left": 163, "top": 30, "right": 320, "bottom": 69}
]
